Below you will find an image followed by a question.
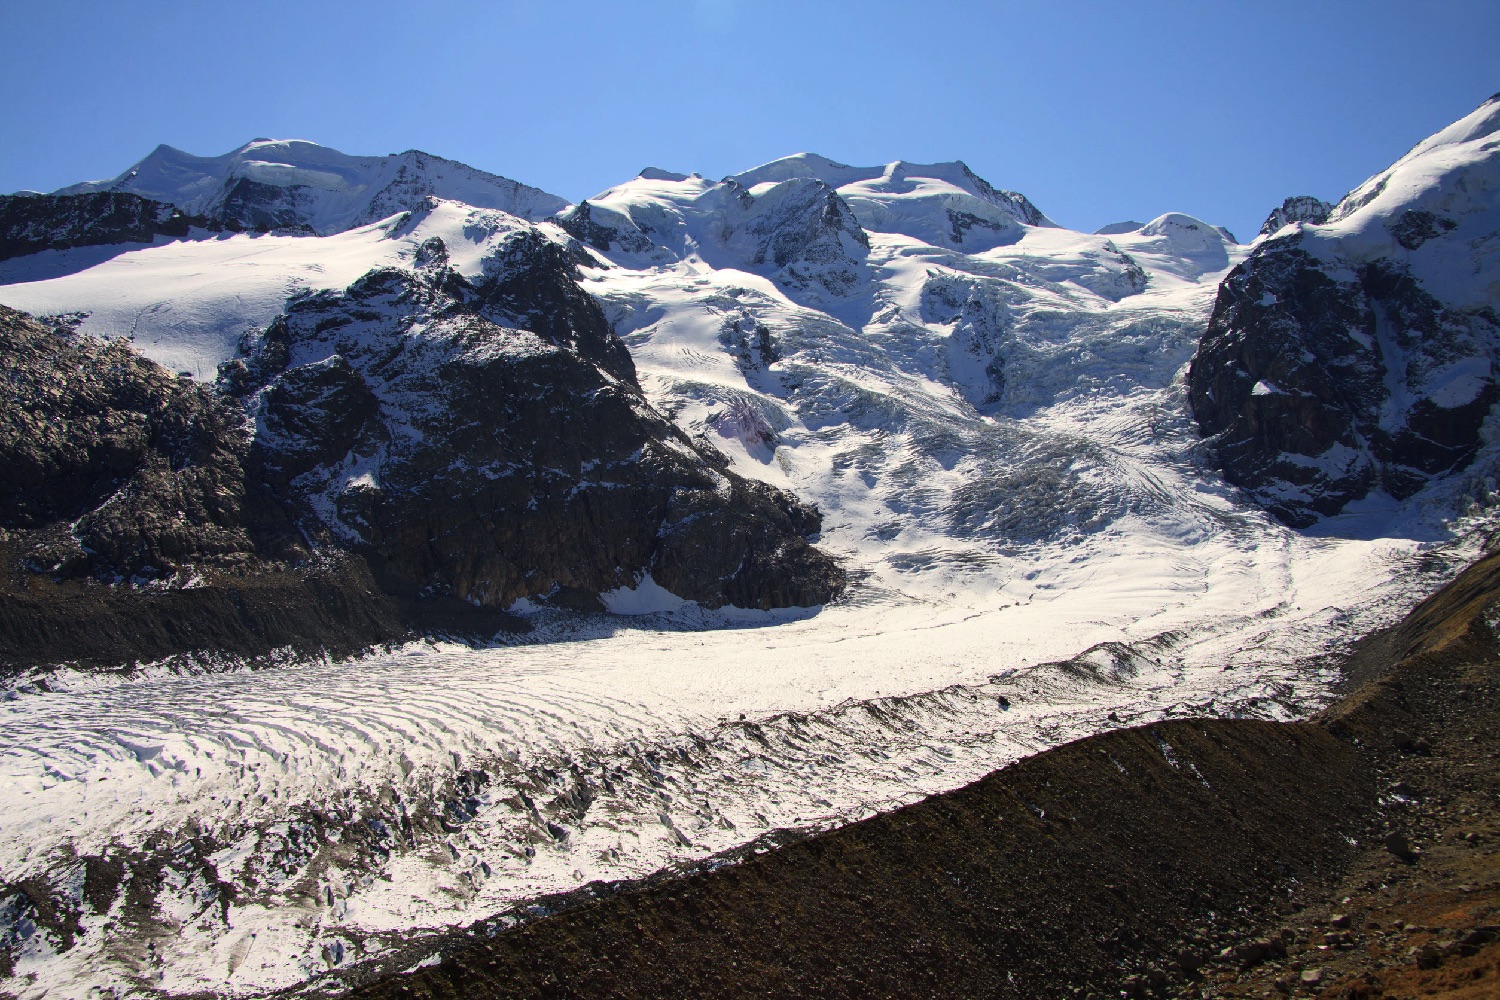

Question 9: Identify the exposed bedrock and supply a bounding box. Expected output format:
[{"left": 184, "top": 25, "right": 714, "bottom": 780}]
[
  {"left": 1186, "top": 238, "right": 1500, "bottom": 527},
  {"left": 1257, "top": 195, "right": 1333, "bottom": 238},
  {"left": 226, "top": 230, "right": 843, "bottom": 611},
  {"left": 0, "top": 303, "right": 291, "bottom": 583},
  {"left": 0, "top": 191, "right": 228, "bottom": 262}
]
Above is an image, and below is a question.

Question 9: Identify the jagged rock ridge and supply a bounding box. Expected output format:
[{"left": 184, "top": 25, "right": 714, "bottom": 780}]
[{"left": 1257, "top": 195, "right": 1333, "bottom": 238}]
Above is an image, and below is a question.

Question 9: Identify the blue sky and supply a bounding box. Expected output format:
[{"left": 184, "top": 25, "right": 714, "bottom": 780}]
[{"left": 2, "top": 0, "right": 1495, "bottom": 241}]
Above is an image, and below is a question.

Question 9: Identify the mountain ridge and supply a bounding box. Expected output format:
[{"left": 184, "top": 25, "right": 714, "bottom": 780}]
[{"left": 52, "top": 138, "right": 570, "bottom": 235}]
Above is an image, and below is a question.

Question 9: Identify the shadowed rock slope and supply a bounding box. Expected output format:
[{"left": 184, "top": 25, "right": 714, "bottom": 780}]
[
  {"left": 1188, "top": 95, "right": 1500, "bottom": 527},
  {"left": 220, "top": 228, "right": 843, "bottom": 611},
  {"left": 344, "top": 550, "right": 1500, "bottom": 1000},
  {"left": 0, "top": 191, "right": 230, "bottom": 262}
]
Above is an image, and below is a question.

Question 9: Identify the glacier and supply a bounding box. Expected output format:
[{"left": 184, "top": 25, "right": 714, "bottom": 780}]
[{"left": 2, "top": 120, "right": 1500, "bottom": 997}]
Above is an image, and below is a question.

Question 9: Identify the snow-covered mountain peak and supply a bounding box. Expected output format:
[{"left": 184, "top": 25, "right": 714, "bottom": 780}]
[
  {"left": 1328, "top": 94, "right": 1500, "bottom": 232},
  {"left": 726, "top": 154, "right": 1054, "bottom": 251},
  {"left": 553, "top": 168, "right": 869, "bottom": 300},
  {"left": 62, "top": 138, "right": 365, "bottom": 204},
  {"left": 1304, "top": 95, "right": 1500, "bottom": 312},
  {"left": 726, "top": 152, "right": 871, "bottom": 188},
  {"left": 1137, "top": 212, "right": 1237, "bottom": 247},
  {"left": 1394, "top": 91, "right": 1500, "bottom": 163},
  {"left": 728, "top": 153, "right": 1003, "bottom": 203},
  {"left": 53, "top": 139, "right": 569, "bottom": 236}
]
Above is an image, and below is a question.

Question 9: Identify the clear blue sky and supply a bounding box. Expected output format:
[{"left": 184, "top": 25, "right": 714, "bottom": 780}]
[{"left": 2, "top": 0, "right": 1495, "bottom": 242}]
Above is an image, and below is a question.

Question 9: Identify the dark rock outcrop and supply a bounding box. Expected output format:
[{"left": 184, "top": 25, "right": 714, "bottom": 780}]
[
  {"left": 1186, "top": 236, "right": 1499, "bottom": 526},
  {"left": 0, "top": 304, "right": 290, "bottom": 582},
  {"left": 0, "top": 191, "right": 226, "bottom": 261},
  {"left": 0, "top": 305, "right": 415, "bottom": 674},
  {"left": 553, "top": 199, "right": 658, "bottom": 255},
  {"left": 222, "top": 229, "right": 843, "bottom": 610},
  {"left": 1188, "top": 98, "right": 1500, "bottom": 527},
  {"left": 211, "top": 175, "right": 320, "bottom": 233},
  {"left": 1257, "top": 195, "right": 1333, "bottom": 238}
]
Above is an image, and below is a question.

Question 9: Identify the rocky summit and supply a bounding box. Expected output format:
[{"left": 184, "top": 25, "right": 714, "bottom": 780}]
[{"left": 222, "top": 221, "right": 842, "bottom": 611}]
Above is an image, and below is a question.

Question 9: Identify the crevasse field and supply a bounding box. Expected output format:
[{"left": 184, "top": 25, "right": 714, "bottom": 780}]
[{"left": 1, "top": 143, "right": 1495, "bottom": 997}]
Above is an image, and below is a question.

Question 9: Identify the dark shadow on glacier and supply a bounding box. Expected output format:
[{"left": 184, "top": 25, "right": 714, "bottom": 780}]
[
  {"left": 1294, "top": 499, "right": 1459, "bottom": 544},
  {"left": 0, "top": 242, "right": 160, "bottom": 284},
  {"left": 483, "top": 602, "right": 829, "bottom": 649},
  {"left": 0, "top": 231, "right": 258, "bottom": 285}
]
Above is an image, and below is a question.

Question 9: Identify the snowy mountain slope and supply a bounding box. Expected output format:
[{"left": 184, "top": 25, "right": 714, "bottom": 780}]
[
  {"left": 730, "top": 153, "right": 1055, "bottom": 251},
  {"left": 3, "top": 129, "right": 1499, "bottom": 999},
  {"left": 1188, "top": 94, "right": 1500, "bottom": 526},
  {"left": 555, "top": 168, "right": 873, "bottom": 309},
  {"left": 564, "top": 159, "right": 1247, "bottom": 587},
  {"left": 54, "top": 139, "right": 569, "bottom": 235},
  {"left": 0, "top": 198, "right": 540, "bottom": 378}
]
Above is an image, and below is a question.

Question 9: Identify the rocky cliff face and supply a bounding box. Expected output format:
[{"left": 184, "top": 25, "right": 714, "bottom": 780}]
[
  {"left": 220, "top": 227, "right": 843, "bottom": 610},
  {"left": 1187, "top": 243, "right": 1499, "bottom": 525},
  {"left": 0, "top": 191, "right": 226, "bottom": 261},
  {"left": 1188, "top": 96, "right": 1500, "bottom": 527},
  {"left": 1257, "top": 195, "right": 1333, "bottom": 238},
  {"left": 0, "top": 304, "right": 293, "bottom": 583}
]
